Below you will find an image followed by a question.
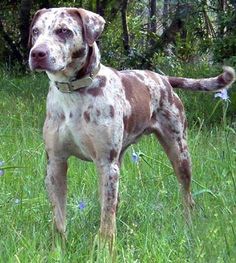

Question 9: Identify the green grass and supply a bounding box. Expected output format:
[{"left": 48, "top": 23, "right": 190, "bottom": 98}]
[{"left": 0, "top": 71, "right": 236, "bottom": 262}]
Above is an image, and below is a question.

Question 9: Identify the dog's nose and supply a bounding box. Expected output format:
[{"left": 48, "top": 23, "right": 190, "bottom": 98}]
[
  {"left": 31, "top": 45, "right": 48, "bottom": 60},
  {"left": 30, "top": 44, "right": 51, "bottom": 70}
]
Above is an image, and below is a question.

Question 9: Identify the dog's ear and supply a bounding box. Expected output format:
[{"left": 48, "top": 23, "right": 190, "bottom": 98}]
[
  {"left": 28, "top": 8, "right": 47, "bottom": 48},
  {"left": 76, "top": 8, "right": 105, "bottom": 46}
]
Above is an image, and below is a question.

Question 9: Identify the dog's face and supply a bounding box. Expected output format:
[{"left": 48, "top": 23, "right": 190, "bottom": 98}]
[{"left": 28, "top": 8, "right": 105, "bottom": 75}]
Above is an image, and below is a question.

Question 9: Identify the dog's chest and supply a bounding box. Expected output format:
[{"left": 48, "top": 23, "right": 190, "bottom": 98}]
[
  {"left": 44, "top": 84, "right": 124, "bottom": 161},
  {"left": 44, "top": 86, "right": 97, "bottom": 160}
]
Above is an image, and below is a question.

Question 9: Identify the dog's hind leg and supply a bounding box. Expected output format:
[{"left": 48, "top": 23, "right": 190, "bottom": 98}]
[{"left": 152, "top": 95, "right": 195, "bottom": 222}]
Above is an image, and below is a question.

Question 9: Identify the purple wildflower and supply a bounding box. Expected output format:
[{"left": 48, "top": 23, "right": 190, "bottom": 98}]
[
  {"left": 77, "top": 201, "right": 86, "bottom": 211},
  {"left": 14, "top": 198, "right": 21, "bottom": 205},
  {"left": 214, "top": 89, "right": 230, "bottom": 101},
  {"left": 131, "top": 152, "right": 140, "bottom": 163},
  {"left": 0, "top": 161, "right": 4, "bottom": 176}
]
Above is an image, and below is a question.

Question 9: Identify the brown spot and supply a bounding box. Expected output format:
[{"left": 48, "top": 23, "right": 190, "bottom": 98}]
[
  {"left": 217, "top": 74, "right": 230, "bottom": 87},
  {"left": 151, "top": 111, "right": 157, "bottom": 120},
  {"left": 168, "top": 77, "right": 185, "bottom": 88},
  {"left": 107, "top": 186, "right": 116, "bottom": 200},
  {"left": 96, "top": 109, "right": 101, "bottom": 116},
  {"left": 72, "top": 47, "right": 86, "bottom": 59},
  {"left": 97, "top": 76, "right": 107, "bottom": 88},
  {"left": 46, "top": 151, "right": 50, "bottom": 165},
  {"left": 109, "top": 149, "right": 118, "bottom": 162},
  {"left": 87, "top": 76, "right": 106, "bottom": 97},
  {"left": 161, "top": 109, "right": 171, "bottom": 120},
  {"left": 87, "top": 87, "right": 103, "bottom": 96},
  {"left": 179, "top": 159, "right": 191, "bottom": 187},
  {"left": 109, "top": 105, "right": 115, "bottom": 118},
  {"left": 83, "top": 111, "right": 90, "bottom": 122},
  {"left": 123, "top": 115, "right": 129, "bottom": 131},
  {"left": 159, "top": 89, "right": 166, "bottom": 108},
  {"left": 109, "top": 174, "right": 118, "bottom": 182},
  {"left": 177, "top": 136, "right": 184, "bottom": 152},
  {"left": 78, "top": 88, "right": 86, "bottom": 95},
  {"left": 191, "top": 81, "right": 204, "bottom": 90},
  {"left": 121, "top": 74, "right": 151, "bottom": 133},
  {"left": 60, "top": 12, "right": 65, "bottom": 18},
  {"left": 60, "top": 113, "right": 65, "bottom": 120}
]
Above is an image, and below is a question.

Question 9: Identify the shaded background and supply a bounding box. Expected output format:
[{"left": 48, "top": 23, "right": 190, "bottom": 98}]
[{"left": 1, "top": 0, "right": 236, "bottom": 123}]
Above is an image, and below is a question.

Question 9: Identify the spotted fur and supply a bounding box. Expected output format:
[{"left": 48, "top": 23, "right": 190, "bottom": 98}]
[{"left": 29, "top": 7, "right": 235, "bottom": 242}]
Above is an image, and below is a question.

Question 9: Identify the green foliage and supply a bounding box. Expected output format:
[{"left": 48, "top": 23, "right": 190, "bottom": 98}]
[
  {"left": 213, "top": 36, "right": 236, "bottom": 64},
  {"left": 212, "top": 8, "right": 236, "bottom": 63},
  {"left": 101, "top": 1, "right": 148, "bottom": 70},
  {"left": 1, "top": 0, "right": 236, "bottom": 73}
]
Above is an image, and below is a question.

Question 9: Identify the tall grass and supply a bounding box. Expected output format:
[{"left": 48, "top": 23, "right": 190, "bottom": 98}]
[{"left": 0, "top": 70, "right": 236, "bottom": 262}]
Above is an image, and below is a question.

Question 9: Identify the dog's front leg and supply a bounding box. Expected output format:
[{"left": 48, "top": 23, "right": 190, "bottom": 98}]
[
  {"left": 96, "top": 161, "right": 120, "bottom": 241},
  {"left": 45, "top": 155, "right": 68, "bottom": 235}
]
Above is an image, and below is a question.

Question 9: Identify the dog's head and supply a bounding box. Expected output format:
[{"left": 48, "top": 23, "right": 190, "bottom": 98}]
[{"left": 28, "top": 8, "right": 105, "bottom": 76}]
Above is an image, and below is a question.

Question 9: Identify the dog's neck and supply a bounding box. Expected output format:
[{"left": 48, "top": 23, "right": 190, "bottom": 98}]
[{"left": 46, "top": 43, "right": 101, "bottom": 92}]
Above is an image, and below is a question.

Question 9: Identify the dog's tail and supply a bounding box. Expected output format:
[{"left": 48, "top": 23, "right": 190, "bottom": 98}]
[{"left": 167, "top": 66, "right": 235, "bottom": 91}]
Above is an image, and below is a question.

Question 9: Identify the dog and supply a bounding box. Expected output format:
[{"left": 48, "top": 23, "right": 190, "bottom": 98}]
[{"left": 28, "top": 7, "right": 235, "bottom": 240}]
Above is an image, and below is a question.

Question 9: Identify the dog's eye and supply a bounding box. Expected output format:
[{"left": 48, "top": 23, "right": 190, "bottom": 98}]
[
  {"left": 32, "top": 28, "right": 40, "bottom": 37},
  {"left": 55, "top": 28, "right": 73, "bottom": 38}
]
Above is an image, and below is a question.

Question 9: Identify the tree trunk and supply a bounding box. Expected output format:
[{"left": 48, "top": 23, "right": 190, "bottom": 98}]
[
  {"left": 162, "top": 0, "right": 169, "bottom": 30},
  {"left": 19, "top": 0, "right": 32, "bottom": 62},
  {"left": 217, "top": 0, "right": 225, "bottom": 37},
  {"left": 96, "top": 0, "right": 107, "bottom": 17},
  {"left": 142, "top": 3, "right": 192, "bottom": 69},
  {"left": 148, "top": 0, "right": 157, "bottom": 49},
  {"left": 149, "top": 0, "right": 157, "bottom": 33},
  {"left": 121, "top": 0, "right": 130, "bottom": 55}
]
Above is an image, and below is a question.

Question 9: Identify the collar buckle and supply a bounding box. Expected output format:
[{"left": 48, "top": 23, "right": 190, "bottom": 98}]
[{"left": 55, "top": 82, "right": 73, "bottom": 93}]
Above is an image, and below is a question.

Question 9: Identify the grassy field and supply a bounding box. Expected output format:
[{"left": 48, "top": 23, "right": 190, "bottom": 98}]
[{"left": 0, "top": 71, "right": 236, "bottom": 262}]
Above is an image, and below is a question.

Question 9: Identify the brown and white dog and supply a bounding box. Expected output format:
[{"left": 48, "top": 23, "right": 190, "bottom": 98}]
[{"left": 28, "top": 7, "right": 235, "bottom": 240}]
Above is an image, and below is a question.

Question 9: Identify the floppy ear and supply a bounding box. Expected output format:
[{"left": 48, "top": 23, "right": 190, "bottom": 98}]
[
  {"left": 77, "top": 8, "right": 105, "bottom": 46},
  {"left": 28, "top": 8, "right": 47, "bottom": 48}
]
